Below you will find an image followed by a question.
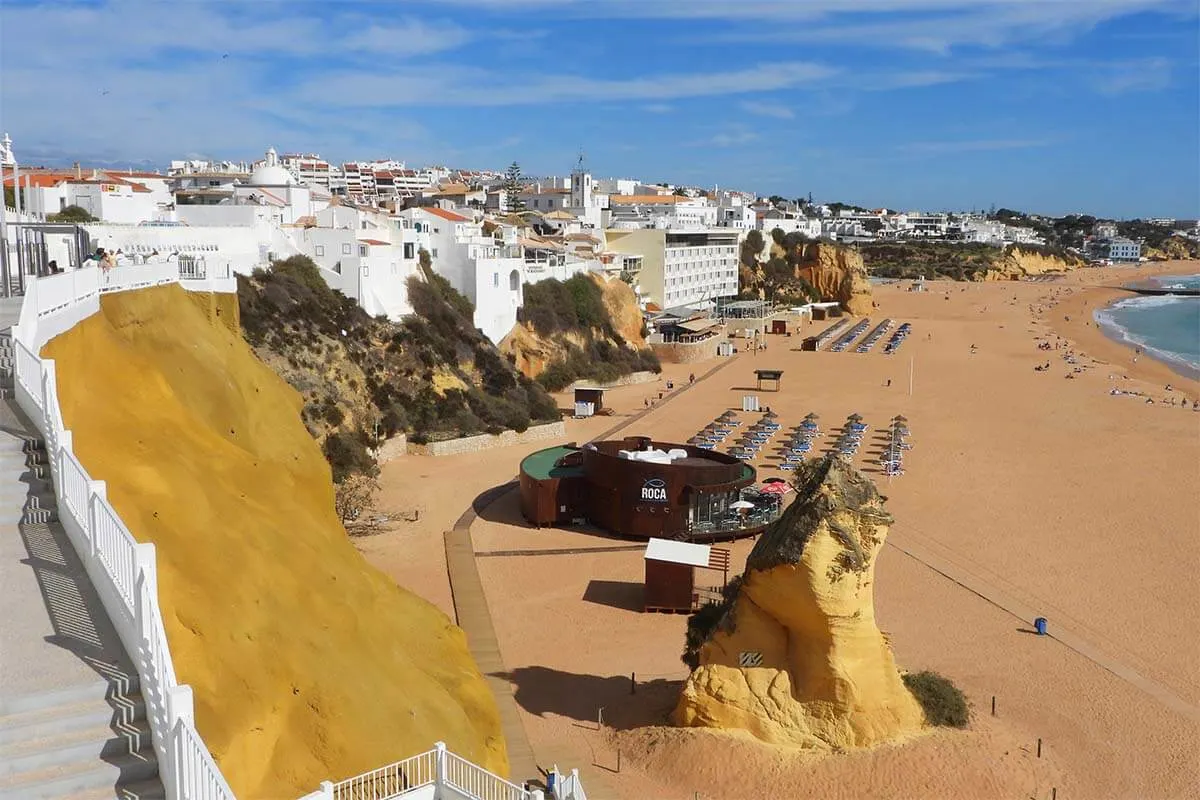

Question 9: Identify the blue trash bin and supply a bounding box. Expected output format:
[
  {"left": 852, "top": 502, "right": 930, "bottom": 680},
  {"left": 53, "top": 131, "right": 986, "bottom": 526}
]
[
  {"left": 547, "top": 772, "right": 557, "bottom": 794},
  {"left": 1034, "top": 617, "right": 1047, "bottom": 635}
]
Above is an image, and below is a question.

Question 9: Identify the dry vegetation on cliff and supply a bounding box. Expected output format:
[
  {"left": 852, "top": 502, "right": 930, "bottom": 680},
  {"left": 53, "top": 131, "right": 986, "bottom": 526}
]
[
  {"left": 238, "top": 255, "right": 558, "bottom": 479},
  {"left": 861, "top": 241, "right": 1083, "bottom": 281},
  {"left": 503, "top": 273, "right": 660, "bottom": 391}
]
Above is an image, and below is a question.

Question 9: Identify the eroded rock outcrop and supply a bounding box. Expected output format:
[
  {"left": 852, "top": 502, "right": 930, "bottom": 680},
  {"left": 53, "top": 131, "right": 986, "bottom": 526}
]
[
  {"left": 981, "top": 247, "right": 1083, "bottom": 281},
  {"left": 673, "top": 456, "right": 924, "bottom": 750},
  {"left": 790, "top": 242, "right": 875, "bottom": 315},
  {"left": 500, "top": 273, "right": 657, "bottom": 387},
  {"left": 741, "top": 236, "right": 874, "bottom": 315}
]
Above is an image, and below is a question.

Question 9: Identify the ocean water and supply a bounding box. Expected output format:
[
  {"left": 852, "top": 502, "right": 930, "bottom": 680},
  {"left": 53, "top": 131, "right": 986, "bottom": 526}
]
[{"left": 1094, "top": 274, "right": 1200, "bottom": 380}]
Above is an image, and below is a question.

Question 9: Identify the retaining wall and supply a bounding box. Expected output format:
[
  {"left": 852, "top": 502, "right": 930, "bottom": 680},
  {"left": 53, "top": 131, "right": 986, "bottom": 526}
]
[
  {"left": 408, "top": 421, "right": 566, "bottom": 457},
  {"left": 566, "top": 371, "right": 659, "bottom": 390},
  {"left": 651, "top": 337, "right": 726, "bottom": 364}
]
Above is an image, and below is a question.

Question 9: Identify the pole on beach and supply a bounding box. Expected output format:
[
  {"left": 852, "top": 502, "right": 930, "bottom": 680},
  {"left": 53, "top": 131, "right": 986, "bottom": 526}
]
[
  {"left": 631, "top": 672, "right": 636, "bottom": 694},
  {"left": 1037, "top": 737, "right": 1043, "bottom": 758},
  {"left": 991, "top": 696, "right": 996, "bottom": 716}
]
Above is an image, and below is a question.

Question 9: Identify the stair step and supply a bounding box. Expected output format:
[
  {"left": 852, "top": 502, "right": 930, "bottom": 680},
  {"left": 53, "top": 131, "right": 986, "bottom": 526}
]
[
  {"left": 0, "top": 695, "right": 147, "bottom": 747},
  {"left": 0, "top": 717, "right": 155, "bottom": 777},
  {"left": 0, "top": 748, "right": 159, "bottom": 799},
  {"left": 0, "top": 677, "right": 141, "bottom": 718}
]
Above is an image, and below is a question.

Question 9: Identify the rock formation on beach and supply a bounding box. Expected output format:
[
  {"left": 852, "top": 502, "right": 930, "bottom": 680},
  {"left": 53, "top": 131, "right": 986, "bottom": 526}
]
[
  {"left": 790, "top": 241, "right": 875, "bottom": 315},
  {"left": 673, "top": 456, "right": 925, "bottom": 750},
  {"left": 739, "top": 232, "right": 875, "bottom": 315}
]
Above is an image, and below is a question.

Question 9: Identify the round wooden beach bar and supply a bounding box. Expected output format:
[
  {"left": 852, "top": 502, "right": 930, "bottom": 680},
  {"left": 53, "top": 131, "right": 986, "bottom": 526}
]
[{"left": 519, "top": 435, "right": 779, "bottom": 542}]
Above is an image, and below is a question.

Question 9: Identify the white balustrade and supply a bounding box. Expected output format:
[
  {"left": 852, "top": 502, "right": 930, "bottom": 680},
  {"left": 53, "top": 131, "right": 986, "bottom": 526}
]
[{"left": 10, "top": 264, "right": 576, "bottom": 800}]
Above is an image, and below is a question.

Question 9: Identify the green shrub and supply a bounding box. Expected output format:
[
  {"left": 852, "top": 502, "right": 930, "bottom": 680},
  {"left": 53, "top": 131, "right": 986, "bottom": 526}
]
[
  {"left": 323, "top": 432, "right": 378, "bottom": 483},
  {"left": 902, "top": 671, "right": 969, "bottom": 728},
  {"left": 682, "top": 577, "right": 743, "bottom": 670}
]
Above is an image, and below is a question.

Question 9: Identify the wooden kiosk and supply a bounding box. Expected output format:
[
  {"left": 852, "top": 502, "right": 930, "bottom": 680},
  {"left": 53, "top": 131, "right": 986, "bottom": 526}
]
[{"left": 643, "top": 537, "right": 730, "bottom": 613}]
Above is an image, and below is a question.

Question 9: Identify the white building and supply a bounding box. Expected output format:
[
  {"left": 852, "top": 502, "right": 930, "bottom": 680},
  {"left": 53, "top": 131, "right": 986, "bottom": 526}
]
[
  {"left": 606, "top": 195, "right": 718, "bottom": 230},
  {"left": 174, "top": 148, "right": 330, "bottom": 228},
  {"left": 604, "top": 227, "right": 738, "bottom": 309},
  {"left": 9, "top": 168, "right": 160, "bottom": 224},
  {"left": 399, "top": 206, "right": 526, "bottom": 343},
  {"left": 594, "top": 177, "right": 639, "bottom": 196},
  {"left": 758, "top": 210, "right": 822, "bottom": 238},
  {"left": 294, "top": 203, "right": 427, "bottom": 320}
]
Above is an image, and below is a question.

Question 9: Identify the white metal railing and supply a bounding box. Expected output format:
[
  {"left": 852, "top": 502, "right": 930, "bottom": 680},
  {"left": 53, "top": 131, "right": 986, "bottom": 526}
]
[
  {"left": 10, "top": 262, "right": 579, "bottom": 800},
  {"left": 329, "top": 746, "right": 438, "bottom": 800},
  {"left": 13, "top": 263, "right": 238, "bottom": 800},
  {"left": 445, "top": 751, "right": 530, "bottom": 800},
  {"left": 316, "top": 743, "right": 544, "bottom": 800},
  {"left": 549, "top": 768, "right": 588, "bottom": 800}
]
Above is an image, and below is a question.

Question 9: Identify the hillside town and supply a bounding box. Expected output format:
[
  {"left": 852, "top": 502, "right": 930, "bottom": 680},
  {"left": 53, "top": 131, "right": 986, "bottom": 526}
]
[{"left": 2, "top": 135, "right": 1196, "bottom": 347}]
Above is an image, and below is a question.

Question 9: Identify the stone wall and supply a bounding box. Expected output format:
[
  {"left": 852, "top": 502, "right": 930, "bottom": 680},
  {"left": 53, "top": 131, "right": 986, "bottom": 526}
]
[
  {"left": 566, "top": 370, "right": 659, "bottom": 390},
  {"left": 407, "top": 421, "right": 567, "bottom": 457},
  {"left": 374, "top": 433, "right": 409, "bottom": 465},
  {"left": 651, "top": 337, "right": 725, "bottom": 364}
]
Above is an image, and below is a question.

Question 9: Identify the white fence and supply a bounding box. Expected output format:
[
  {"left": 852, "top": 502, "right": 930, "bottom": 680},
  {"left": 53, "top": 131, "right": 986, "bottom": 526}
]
[
  {"left": 10, "top": 263, "right": 576, "bottom": 800},
  {"left": 13, "top": 263, "right": 238, "bottom": 800}
]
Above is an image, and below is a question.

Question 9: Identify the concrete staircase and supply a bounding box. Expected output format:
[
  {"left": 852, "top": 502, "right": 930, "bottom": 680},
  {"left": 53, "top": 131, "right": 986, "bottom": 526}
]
[
  {"left": 0, "top": 678, "right": 162, "bottom": 799},
  {"left": 0, "top": 329, "right": 166, "bottom": 799}
]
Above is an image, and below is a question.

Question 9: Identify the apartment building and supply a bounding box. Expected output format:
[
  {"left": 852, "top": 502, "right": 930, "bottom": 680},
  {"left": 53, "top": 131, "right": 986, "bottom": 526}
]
[
  {"left": 604, "top": 227, "right": 738, "bottom": 310},
  {"left": 606, "top": 195, "right": 718, "bottom": 230}
]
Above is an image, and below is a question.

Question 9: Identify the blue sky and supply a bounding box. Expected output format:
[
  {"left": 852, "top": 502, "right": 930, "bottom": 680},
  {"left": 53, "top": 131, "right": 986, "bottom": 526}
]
[{"left": 1, "top": 0, "right": 1197, "bottom": 218}]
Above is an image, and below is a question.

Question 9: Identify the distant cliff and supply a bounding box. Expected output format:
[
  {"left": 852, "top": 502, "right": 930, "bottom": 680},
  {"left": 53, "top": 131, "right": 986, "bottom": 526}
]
[
  {"left": 861, "top": 242, "right": 1082, "bottom": 282},
  {"left": 238, "top": 256, "right": 558, "bottom": 475},
  {"left": 675, "top": 456, "right": 925, "bottom": 749},
  {"left": 740, "top": 230, "right": 874, "bottom": 315},
  {"left": 44, "top": 284, "right": 508, "bottom": 796},
  {"left": 500, "top": 272, "right": 660, "bottom": 391}
]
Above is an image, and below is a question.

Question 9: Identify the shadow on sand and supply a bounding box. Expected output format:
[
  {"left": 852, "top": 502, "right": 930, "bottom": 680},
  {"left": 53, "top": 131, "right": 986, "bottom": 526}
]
[
  {"left": 582, "top": 580, "right": 643, "bottom": 612},
  {"left": 493, "top": 665, "right": 685, "bottom": 730}
]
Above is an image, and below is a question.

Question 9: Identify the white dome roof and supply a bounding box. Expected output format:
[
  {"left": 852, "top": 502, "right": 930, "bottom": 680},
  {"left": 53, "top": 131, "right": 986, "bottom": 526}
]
[{"left": 247, "top": 165, "right": 296, "bottom": 186}]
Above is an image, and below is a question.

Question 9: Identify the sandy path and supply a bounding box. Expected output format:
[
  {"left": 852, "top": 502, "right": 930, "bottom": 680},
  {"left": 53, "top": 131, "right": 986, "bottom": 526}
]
[{"left": 467, "top": 264, "right": 1200, "bottom": 799}]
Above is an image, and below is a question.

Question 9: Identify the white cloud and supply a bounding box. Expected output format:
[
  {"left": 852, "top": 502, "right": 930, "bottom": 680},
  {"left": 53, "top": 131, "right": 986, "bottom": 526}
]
[
  {"left": 474, "top": 0, "right": 1195, "bottom": 52},
  {"left": 741, "top": 101, "right": 794, "bottom": 119},
  {"left": 897, "top": 138, "right": 1056, "bottom": 155},
  {"left": 643, "top": 104, "right": 675, "bottom": 114},
  {"left": 1092, "top": 57, "right": 1172, "bottom": 94},
  {"left": 294, "top": 62, "right": 836, "bottom": 107}
]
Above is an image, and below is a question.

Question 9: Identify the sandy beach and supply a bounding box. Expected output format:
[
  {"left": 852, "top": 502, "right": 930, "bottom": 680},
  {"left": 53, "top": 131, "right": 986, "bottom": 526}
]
[{"left": 364, "top": 261, "right": 1200, "bottom": 799}]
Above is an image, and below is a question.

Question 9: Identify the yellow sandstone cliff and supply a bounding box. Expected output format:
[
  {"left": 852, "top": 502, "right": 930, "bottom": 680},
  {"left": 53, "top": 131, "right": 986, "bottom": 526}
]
[
  {"left": 673, "top": 456, "right": 924, "bottom": 749},
  {"left": 791, "top": 242, "right": 874, "bottom": 314},
  {"left": 43, "top": 285, "right": 507, "bottom": 796},
  {"left": 980, "top": 247, "right": 1081, "bottom": 281}
]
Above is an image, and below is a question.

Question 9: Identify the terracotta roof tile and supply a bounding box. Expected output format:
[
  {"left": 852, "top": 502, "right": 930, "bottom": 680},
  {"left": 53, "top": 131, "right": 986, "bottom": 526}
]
[
  {"left": 421, "top": 207, "right": 471, "bottom": 222},
  {"left": 358, "top": 238, "right": 390, "bottom": 246}
]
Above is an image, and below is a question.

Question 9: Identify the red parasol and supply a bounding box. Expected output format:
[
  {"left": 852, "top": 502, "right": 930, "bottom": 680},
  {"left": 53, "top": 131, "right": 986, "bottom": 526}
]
[{"left": 759, "top": 482, "right": 791, "bottom": 494}]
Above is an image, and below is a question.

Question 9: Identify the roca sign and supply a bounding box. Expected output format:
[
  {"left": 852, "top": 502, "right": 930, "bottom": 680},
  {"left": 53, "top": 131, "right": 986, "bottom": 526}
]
[{"left": 640, "top": 477, "right": 668, "bottom": 503}]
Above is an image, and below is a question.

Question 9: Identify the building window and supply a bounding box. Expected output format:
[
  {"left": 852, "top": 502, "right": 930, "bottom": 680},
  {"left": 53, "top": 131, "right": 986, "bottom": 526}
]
[
  {"left": 342, "top": 243, "right": 352, "bottom": 255},
  {"left": 493, "top": 272, "right": 499, "bottom": 287},
  {"left": 509, "top": 269, "right": 520, "bottom": 291},
  {"left": 432, "top": 248, "right": 438, "bottom": 258},
  {"left": 315, "top": 245, "right": 325, "bottom": 257},
  {"left": 403, "top": 243, "right": 415, "bottom": 259},
  {"left": 359, "top": 245, "right": 368, "bottom": 257}
]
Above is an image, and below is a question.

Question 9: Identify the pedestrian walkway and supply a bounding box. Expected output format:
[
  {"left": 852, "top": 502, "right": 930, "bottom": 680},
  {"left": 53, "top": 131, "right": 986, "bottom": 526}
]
[
  {"left": 0, "top": 329, "right": 163, "bottom": 798},
  {"left": 443, "top": 354, "right": 742, "bottom": 796}
]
